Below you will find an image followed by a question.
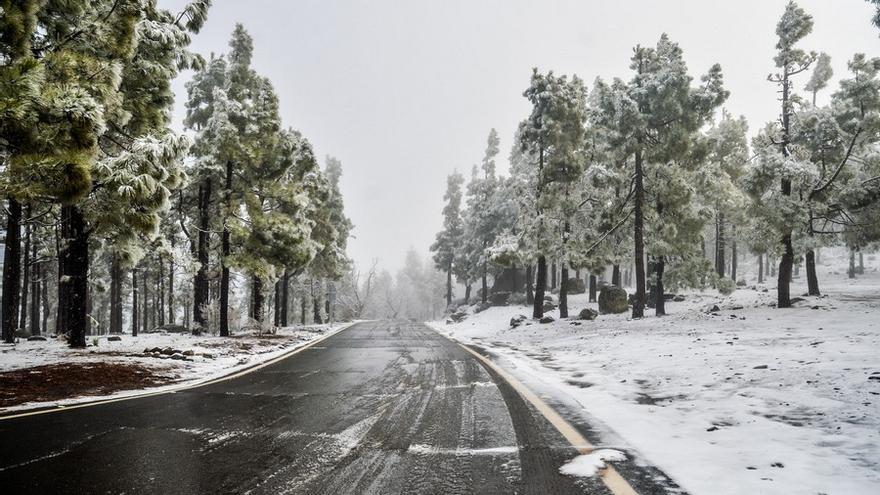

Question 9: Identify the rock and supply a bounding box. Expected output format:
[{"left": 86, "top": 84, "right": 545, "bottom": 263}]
[
  {"left": 672, "top": 295, "right": 686, "bottom": 302},
  {"left": 107, "top": 335, "right": 122, "bottom": 342},
  {"left": 489, "top": 291, "right": 511, "bottom": 306},
  {"left": 150, "top": 347, "right": 163, "bottom": 354},
  {"left": 170, "top": 353, "right": 185, "bottom": 360},
  {"left": 753, "top": 365, "right": 768, "bottom": 369},
  {"left": 154, "top": 324, "right": 189, "bottom": 334},
  {"left": 201, "top": 353, "right": 215, "bottom": 359},
  {"left": 706, "top": 426, "right": 719, "bottom": 432},
  {"left": 474, "top": 302, "right": 492, "bottom": 314},
  {"left": 510, "top": 315, "right": 528, "bottom": 328},
  {"left": 542, "top": 301, "right": 557, "bottom": 313},
  {"left": 449, "top": 311, "right": 468, "bottom": 323},
  {"left": 182, "top": 350, "right": 195, "bottom": 356},
  {"left": 598, "top": 286, "right": 629, "bottom": 314},
  {"left": 539, "top": 316, "right": 555, "bottom": 324},
  {"left": 577, "top": 308, "right": 598, "bottom": 321},
  {"left": 445, "top": 319, "right": 454, "bottom": 324},
  {"left": 811, "top": 305, "right": 820, "bottom": 310},
  {"left": 708, "top": 304, "right": 721, "bottom": 313},
  {"left": 564, "top": 278, "right": 586, "bottom": 294},
  {"left": 543, "top": 294, "right": 553, "bottom": 302},
  {"left": 730, "top": 305, "right": 743, "bottom": 310},
  {"left": 570, "top": 321, "right": 582, "bottom": 326},
  {"left": 790, "top": 297, "right": 806, "bottom": 305},
  {"left": 160, "top": 347, "right": 175, "bottom": 355},
  {"left": 736, "top": 279, "right": 747, "bottom": 287},
  {"left": 26, "top": 335, "right": 47, "bottom": 341}
]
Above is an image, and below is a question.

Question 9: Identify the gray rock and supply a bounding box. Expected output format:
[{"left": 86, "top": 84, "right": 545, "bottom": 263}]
[
  {"left": 598, "top": 286, "right": 629, "bottom": 314},
  {"left": 182, "top": 350, "right": 195, "bottom": 356},
  {"left": 577, "top": 308, "right": 598, "bottom": 321},
  {"left": 489, "top": 291, "right": 511, "bottom": 306},
  {"left": 539, "top": 316, "right": 555, "bottom": 324},
  {"left": 26, "top": 335, "right": 47, "bottom": 341},
  {"left": 107, "top": 335, "right": 122, "bottom": 342},
  {"left": 510, "top": 315, "right": 528, "bottom": 328},
  {"left": 542, "top": 301, "right": 557, "bottom": 313},
  {"left": 672, "top": 295, "right": 686, "bottom": 302},
  {"left": 170, "top": 353, "right": 185, "bottom": 360},
  {"left": 160, "top": 347, "right": 175, "bottom": 355}
]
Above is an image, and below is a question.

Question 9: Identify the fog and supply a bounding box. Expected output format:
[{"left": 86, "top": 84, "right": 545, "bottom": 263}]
[{"left": 162, "top": 0, "right": 877, "bottom": 272}]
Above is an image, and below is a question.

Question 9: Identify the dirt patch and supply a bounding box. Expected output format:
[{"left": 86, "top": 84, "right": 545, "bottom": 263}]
[{"left": 0, "top": 361, "right": 176, "bottom": 408}]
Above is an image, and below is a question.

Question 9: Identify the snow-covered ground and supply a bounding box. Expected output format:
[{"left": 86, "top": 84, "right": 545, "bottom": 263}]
[
  {"left": 0, "top": 322, "right": 352, "bottom": 414},
  {"left": 429, "top": 251, "right": 880, "bottom": 495}
]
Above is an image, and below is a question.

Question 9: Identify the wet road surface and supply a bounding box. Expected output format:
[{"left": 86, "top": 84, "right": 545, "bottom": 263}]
[{"left": 0, "top": 321, "right": 668, "bottom": 494}]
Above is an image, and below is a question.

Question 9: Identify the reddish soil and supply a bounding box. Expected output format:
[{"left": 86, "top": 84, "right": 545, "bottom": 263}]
[{"left": 0, "top": 362, "right": 175, "bottom": 408}]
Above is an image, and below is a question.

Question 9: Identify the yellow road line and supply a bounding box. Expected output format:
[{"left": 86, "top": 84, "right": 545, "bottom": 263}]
[
  {"left": 0, "top": 322, "right": 359, "bottom": 421},
  {"left": 454, "top": 339, "right": 639, "bottom": 495}
]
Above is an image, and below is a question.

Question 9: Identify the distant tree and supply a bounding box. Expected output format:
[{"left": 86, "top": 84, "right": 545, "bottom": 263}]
[{"left": 430, "top": 172, "right": 465, "bottom": 307}]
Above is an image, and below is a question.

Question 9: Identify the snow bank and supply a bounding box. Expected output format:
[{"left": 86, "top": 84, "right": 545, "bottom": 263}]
[
  {"left": 559, "top": 449, "right": 627, "bottom": 478},
  {"left": 429, "top": 251, "right": 880, "bottom": 495},
  {"left": 0, "top": 322, "right": 352, "bottom": 413}
]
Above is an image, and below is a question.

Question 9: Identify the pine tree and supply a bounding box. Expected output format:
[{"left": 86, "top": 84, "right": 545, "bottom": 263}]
[
  {"left": 592, "top": 34, "right": 728, "bottom": 317},
  {"left": 431, "top": 172, "right": 465, "bottom": 307}
]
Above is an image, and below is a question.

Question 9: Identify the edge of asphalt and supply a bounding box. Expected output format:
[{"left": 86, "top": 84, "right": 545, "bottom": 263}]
[
  {"left": 431, "top": 324, "right": 640, "bottom": 495},
  {"left": 0, "top": 321, "right": 361, "bottom": 421}
]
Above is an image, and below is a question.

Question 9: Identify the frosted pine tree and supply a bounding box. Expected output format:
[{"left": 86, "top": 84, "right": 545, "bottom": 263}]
[{"left": 431, "top": 172, "right": 465, "bottom": 307}]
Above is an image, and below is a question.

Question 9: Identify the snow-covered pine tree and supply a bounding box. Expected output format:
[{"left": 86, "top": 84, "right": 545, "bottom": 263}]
[
  {"left": 591, "top": 34, "right": 728, "bottom": 317},
  {"left": 430, "top": 171, "right": 465, "bottom": 307},
  {"left": 519, "top": 70, "right": 589, "bottom": 319}
]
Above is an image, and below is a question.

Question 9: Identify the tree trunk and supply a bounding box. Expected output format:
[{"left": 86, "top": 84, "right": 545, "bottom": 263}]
[
  {"left": 559, "top": 265, "right": 568, "bottom": 318},
  {"left": 550, "top": 262, "right": 557, "bottom": 290},
  {"left": 655, "top": 257, "right": 666, "bottom": 316},
  {"left": 848, "top": 249, "right": 856, "bottom": 279},
  {"left": 525, "top": 265, "right": 533, "bottom": 305},
  {"left": 715, "top": 212, "right": 725, "bottom": 277},
  {"left": 167, "top": 246, "right": 174, "bottom": 325},
  {"left": 300, "top": 289, "right": 307, "bottom": 325},
  {"left": 252, "top": 275, "right": 263, "bottom": 323},
  {"left": 280, "top": 271, "right": 289, "bottom": 327},
  {"left": 532, "top": 255, "right": 547, "bottom": 318},
  {"left": 20, "top": 206, "right": 30, "bottom": 333},
  {"left": 109, "top": 254, "right": 122, "bottom": 333},
  {"left": 805, "top": 249, "right": 820, "bottom": 296},
  {"left": 132, "top": 268, "right": 139, "bottom": 336},
  {"left": 40, "top": 263, "right": 49, "bottom": 335},
  {"left": 194, "top": 180, "right": 211, "bottom": 330},
  {"left": 312, "top": 279, "right": 323, "bottom": 324},
  {"left": 30, "top": 241, "right": 40, "bottom": 336},
  {"left": 61, "top": 205, "right": 89, "bottom": 348},
  {"left": 274, "top": 280, "right": 281, "bottom": 326},
  {"left": 2, "top": 198, "right": 22, "bottom": 343},
  {"left": 858, "top": 251, "right": 864, "bottom": 275},
  {"left": 611, "top": 265, "right": 620, "bottom": 287},
  {"left": 464, "top": 284, "right": 471, "bottom": 304},
  {"left": 777, "top": 69, "right": 793, "bottom": 309},
  {"left": 481, "top": 263, "right": 488, "bottom": 304},
  {"left": 445, "top": 261, "right": 452, "bottom": 307},
  {"left": 632, "top": 148, "right": 646, "bottom": 318},
  {"left": 220, "top": 161, "right": 232, "bottom": 337},
  {"left": 143, "top": 266, "right": 150, "bottom": 333},
  {"left": 731, "top": 230, "right": 738, "bottom": 282},
  {"left": 589, "top": 275, "right": 597, "bottom": 303},
  {"left": 758, "top": 255, "right": 764, "bottom": 284},
  {"left": 157, "top": 256, "right": 165, "bottom": 327}
]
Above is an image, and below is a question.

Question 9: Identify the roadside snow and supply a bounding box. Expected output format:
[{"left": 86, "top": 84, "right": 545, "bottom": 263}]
[
  {"left": 0, "top": 322, "right": 352, "bottom": 413},
  {"left": 428, "top": 251, "right": 880, "bottom": 495},
  {"left": 559, "top": 449, "right": 627, "bottom": 478}
]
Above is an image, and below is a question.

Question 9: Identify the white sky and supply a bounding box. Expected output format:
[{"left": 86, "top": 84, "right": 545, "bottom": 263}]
[{"left": 162, "top": 0, "right": 878, "bottom": 272}]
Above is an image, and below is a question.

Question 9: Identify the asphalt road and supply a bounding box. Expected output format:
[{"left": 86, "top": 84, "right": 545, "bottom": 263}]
[{"left": 0, "top": 321, "right": 674, "bottom": 494}]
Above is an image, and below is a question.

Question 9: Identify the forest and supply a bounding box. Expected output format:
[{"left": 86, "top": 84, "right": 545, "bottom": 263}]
[
  {"left": 430, "top": 1, "right": 880, "bottom": 321},
  {"left": 0, "top": 1, "right": 352, "bottom": 347}
]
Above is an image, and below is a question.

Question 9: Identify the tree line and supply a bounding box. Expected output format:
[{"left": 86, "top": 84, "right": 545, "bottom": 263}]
[
  {"left": 0, "top": 1, "right": 352, "bottom": 347},
  {"left": 431, "top": 1, "right": 880, "bottom": 320}
]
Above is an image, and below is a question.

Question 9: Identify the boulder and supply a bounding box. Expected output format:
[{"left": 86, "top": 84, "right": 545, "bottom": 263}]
[
  {"left": 539, "top": 316, "right": 555, "bottom": 324},
  {"left": 449, "top": 310, "right": 468, "bottom": 323},
  {"left": 543, "top": 294, "right": 554, "bottom": 302},
  {"left": 577, "top": 308, "right": 598, "bottom": 321},
  {"left": 26, "top": 335, "right": 47, "bottom": 341},
  {"left": 510, "top": 315, "right": 528, "bottom": 328},
  {"left": 598, "top": 286, "right": 629, "bottom": 314},
  {"left": 672, "top": 295, "right": 686, "bottom": 302},
  {"left": 542, "top": 300, "right": 557, "bottom": 313},
  {"left": 490, "top": 291, "right": 511, "bottom": 306},
  {"left": 564, "top": 278, "right": 586, "bottom": 294},
  {"left": 107, "top": 335, "right": 122, "bottom": 342}
]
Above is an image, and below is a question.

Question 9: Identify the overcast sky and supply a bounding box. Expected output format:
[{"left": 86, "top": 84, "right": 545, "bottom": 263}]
[{"left": 161, "top": 0, "right": 877, "bottom": 273}]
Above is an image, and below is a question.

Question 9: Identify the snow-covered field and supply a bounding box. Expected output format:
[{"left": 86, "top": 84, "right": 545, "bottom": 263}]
[
  {"left": 429, "top": 253, "right": 880, "bottom": 495},
  {"left": 0, "top": 322, "right": 351, "bottom": 414}
]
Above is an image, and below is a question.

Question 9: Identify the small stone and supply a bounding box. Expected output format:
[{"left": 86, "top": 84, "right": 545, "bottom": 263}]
[
  {"left": 753, "top": 365, "right": 768, "bottom": 369},
  {"left": 107, "top": 335, "right": 122, "bottom": 342},
  {"left": 170, "top": 353, "right": 185, "bottom": 360},
  {"left": 577, "top": 308, "right": 598, "bottom": 321},
  {"left": 708, "top": 304, "right": 721, "bottom": 312},
  {"left": 539, "top": 316, "right": 555, "bottom": 324},
  {"left": 26, "top": 335, "right": 47, "bottom": 341},
  {"left": 706, "top": 426, "right": 719, "bottom": 432},
  {"left": 160, "top": 347, "right": 174, "bottom": 355},
  {"left": 771, "top": 462, "right": 784, "bottom": 468},
  {"left": 673, "top": 295, "right": 686, "bottom": 302},
  {"left": 182, "top": 350, "right": 195, "bottom": 356}
]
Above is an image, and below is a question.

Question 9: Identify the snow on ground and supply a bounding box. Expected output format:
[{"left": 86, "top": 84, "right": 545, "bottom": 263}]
[
  {"left": 429, "top": 250, "right": 880, "bottom": 495},
  {"left": 0, "top": 322, "right": 352, "bottom": 413}
]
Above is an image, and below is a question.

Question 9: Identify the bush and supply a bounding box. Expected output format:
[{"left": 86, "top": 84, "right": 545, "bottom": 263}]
[{"left": 716, "top": 277, "right": 736, "bottom": 296}]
